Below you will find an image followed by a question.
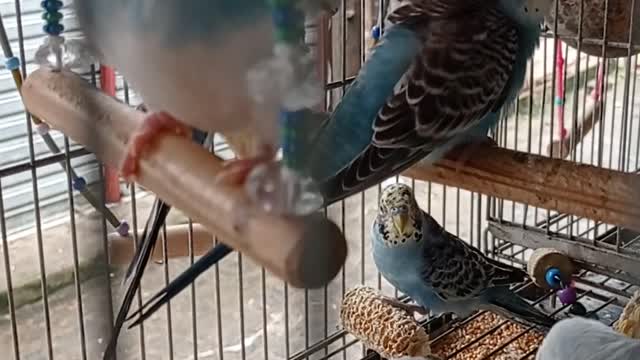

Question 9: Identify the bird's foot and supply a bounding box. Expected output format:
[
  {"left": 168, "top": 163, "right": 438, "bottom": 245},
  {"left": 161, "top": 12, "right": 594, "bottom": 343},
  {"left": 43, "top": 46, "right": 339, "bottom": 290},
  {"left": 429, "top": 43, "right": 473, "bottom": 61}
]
[
  {"left": 120, "top": 111, "right": 191, "bottom": 182},
  {"left": 450, "top": 136, "right": 498, "bottom": 173},
  {"left": 381, "top": 296, "right": 428, "bottom": 317},
  {"left": 214, "top": 144, "right": 277, "bottom": 186},
  {"left": 214, "top": 145, "right": 277, "bottom": 232}
]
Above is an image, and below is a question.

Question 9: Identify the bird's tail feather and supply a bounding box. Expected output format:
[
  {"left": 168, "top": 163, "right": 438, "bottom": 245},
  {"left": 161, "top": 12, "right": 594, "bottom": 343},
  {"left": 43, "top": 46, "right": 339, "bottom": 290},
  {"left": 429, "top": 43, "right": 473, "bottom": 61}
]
[
  {"left": 488, "top": 288, "right": 556, "bottom": 328},
  {"left": 104, "top": 128, "right": 209, "bottom": 360}
]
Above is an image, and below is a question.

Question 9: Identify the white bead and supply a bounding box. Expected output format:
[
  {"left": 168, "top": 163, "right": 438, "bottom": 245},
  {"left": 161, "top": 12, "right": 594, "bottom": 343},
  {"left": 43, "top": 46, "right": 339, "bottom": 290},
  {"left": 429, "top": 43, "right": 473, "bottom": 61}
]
[{"left": 36, "top": 123, "right": 50, "bottom": 135}]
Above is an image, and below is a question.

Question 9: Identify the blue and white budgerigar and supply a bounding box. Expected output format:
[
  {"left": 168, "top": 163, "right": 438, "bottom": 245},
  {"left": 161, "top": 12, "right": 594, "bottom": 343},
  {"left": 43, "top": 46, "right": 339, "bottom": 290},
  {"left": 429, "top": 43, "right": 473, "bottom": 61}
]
[
  {"left": 372, "top": 183, "right": 556, "bottom": 327},
  {"left": 303, "top": 0, "right": 553, "bottom": 204},
  {"left": 121, "top": 0, "right": 553, "bottom": 328},
  {"left": 536, "top": 317, "right": 640, "bottom": 360}
]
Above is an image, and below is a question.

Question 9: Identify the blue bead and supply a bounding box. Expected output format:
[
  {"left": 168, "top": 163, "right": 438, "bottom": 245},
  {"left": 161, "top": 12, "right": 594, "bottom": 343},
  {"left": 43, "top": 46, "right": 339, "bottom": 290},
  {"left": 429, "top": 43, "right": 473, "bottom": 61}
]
[
  {"left": 272, "top": 8, "right": 292, "bottom": 27},
  {"left": 72, "top": 177, "right": 86, "bottom": 191},
  {"left": 41, "top": 0, "right": 63, "bottom": 12},
  {"left": 43, "top": 22, "right": 64, "bottom": 35},
  {"left": 545, "top": 267, "right": 563, "bottom": 289},
  {"left": 371, "top": 25, "right": 381, "bottom": 40},
  {"left": 5, "top": 57, "right": 20, "bottom": 71}
]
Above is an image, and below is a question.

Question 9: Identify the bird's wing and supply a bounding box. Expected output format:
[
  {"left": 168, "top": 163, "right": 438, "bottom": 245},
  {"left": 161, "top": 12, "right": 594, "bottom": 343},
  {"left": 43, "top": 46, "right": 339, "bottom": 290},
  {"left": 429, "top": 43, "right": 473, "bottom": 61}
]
[
  {"left": 102, "top": 128, "right": 210, "bottom": 360},
  {"left": 373, "top": 5, "right": 518, "bottom": 149},
  {"left": 419, "top": 212, "right": 527, "bottom": 302},
  {"left": 387, "top": 0, "right": 489, "bottom": 24},
  {"left": 319, "top": 5, "right": 518, "bottom": 203}
]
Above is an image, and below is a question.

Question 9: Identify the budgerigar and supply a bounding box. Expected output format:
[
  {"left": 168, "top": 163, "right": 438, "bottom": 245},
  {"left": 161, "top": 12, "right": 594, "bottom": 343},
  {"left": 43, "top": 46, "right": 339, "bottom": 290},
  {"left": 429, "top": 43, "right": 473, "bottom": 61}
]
[
  {"left": 77, "top": 2, "right": 335, "bottom": 358},
  {"left": 372, "top": 183, "right": 555, "bottom": 327},
  {"left": 122, "top": 0, "right": 553, "bottom": 327},
  {"left": 301, "top": 0, "right": 552, "bottom": 204},
  {"left": 121, "top": 4, "right": 426, "bottom": 328},
  {"left": 536, "top": 317, "right": 640, "bottom": 360},
  {"left": 74, "top": 0, "right": 335, "bottom": 186}
]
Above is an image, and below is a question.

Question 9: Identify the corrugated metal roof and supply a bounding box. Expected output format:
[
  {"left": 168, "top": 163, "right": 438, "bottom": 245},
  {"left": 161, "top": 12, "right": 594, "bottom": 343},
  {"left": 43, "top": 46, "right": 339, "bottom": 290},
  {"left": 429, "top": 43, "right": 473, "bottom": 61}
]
[{"left": 0, "top": 1, "right": 144, "bottom": 236}]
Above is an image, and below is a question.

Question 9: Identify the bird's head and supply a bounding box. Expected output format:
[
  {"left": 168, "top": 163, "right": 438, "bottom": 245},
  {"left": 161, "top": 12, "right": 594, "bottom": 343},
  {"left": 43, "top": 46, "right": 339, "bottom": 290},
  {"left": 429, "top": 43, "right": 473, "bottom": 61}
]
[
  {"left": 376, "top": 183, "right": 423, "bottom": 247},
  {"left": 499, "top": 0, "right": 553, "bottom": 29}
]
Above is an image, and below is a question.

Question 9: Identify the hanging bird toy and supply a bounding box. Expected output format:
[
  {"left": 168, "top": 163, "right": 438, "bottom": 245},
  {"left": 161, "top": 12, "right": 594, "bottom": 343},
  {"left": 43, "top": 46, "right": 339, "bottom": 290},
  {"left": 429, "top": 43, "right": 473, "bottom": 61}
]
[
  {"left": 243, "top": 0, "right": 326, "bottom": 216},
  {"left": 528, "top": 247, "right": 587, "bottom": 316}
]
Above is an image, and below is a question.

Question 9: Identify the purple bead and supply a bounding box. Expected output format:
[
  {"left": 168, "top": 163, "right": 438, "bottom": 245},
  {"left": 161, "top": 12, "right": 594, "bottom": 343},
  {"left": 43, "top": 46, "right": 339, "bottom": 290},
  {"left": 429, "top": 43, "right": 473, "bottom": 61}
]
[
  {"left": 557, "top": 286, "right": 577, "bottom": 305},
  {"left": 116, "top": 221, "right": 130, "bottom": 237}
]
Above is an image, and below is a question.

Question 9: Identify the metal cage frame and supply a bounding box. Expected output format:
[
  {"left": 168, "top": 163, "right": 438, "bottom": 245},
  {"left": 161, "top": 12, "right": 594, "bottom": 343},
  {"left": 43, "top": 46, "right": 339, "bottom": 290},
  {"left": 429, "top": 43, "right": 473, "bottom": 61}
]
[{"left": 1, "top": 0, "right": 639, "bottom": 359}]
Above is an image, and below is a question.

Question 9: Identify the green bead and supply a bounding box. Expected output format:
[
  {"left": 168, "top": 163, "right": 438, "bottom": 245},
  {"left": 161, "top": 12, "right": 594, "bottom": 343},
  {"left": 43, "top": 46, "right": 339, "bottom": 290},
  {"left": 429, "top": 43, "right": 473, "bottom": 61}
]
[
  {"left": 269, "top": 0, "right": 294, "bottom": 6},
  {"left": 42, "top": 11, "right": 63, "bottom": 22},
  {"left": 274, "top": 28, "right": 297, "bottom": 43}
]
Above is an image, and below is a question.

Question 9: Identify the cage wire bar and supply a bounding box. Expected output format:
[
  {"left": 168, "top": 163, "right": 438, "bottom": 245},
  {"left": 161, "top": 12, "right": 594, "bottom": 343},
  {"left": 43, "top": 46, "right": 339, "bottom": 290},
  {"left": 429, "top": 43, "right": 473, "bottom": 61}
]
[{"left": 0, "top": 0, "right": 639, "bottom": 360}]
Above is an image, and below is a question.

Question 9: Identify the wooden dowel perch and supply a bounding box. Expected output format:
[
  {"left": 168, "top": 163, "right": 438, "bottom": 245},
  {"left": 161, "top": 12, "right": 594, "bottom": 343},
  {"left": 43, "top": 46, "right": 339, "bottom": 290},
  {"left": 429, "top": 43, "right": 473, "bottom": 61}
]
[
  {"left": 107, "top": 224, "right": 215, "bottom": 265},
  {"left": 21, "top": 67, "right": 347, "bottom": 289},
  {"left": 403, "top": 144, "right": 640, "bottom": 232}
]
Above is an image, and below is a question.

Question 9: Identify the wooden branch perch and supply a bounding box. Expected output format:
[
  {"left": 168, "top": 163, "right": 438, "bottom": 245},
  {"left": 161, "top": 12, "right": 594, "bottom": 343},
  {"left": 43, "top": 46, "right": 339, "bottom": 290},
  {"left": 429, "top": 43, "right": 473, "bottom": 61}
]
[
  {"left": 403, "top": 144, "right": 640, "bottom": 231},
  {"left": 21, "top": 67, "right": 347, "bottom": 289},
  {"left": 107, "top": 224, "right": 215, "bottom": 265}
]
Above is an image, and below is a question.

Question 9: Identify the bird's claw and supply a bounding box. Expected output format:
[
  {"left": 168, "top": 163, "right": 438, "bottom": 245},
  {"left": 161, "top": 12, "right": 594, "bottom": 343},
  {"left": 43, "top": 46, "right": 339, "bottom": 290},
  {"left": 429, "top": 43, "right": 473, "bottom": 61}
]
[
  {"left": 215, "top": 145, "right": 276, "bottom": 187},
  {"left": 120, "top": 111, "right": 191, "bottom": 182},
  {"left": 381, "top": 296, "right": 428, "bottom": 317},
  {"left": 214, "top": 145, "right": 277, "bottom": 232}
]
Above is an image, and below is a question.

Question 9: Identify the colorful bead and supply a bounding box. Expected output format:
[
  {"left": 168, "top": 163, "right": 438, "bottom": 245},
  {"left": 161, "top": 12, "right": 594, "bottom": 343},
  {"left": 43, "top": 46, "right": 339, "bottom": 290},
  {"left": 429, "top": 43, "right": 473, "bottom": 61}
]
[
  {"left": 42, "top": 11, "right": 63, "bottom": 22},
  {"left": 36, "top": 122, "right": 50, "bottom": 135},
  {"left": 270, "top": 1, "right": 308, "bottom": 170},
  {"left": 545, "top": 267, "right": 563, "bottom": 289},
  {"left": 41, "top": 0, "right": 63, "bottom": 12},
  {"left": 557, "top": 286, "right": 577, "bottom": 305},
  {"left": 72, "top": 176, "right": 87, "bottom": 191},
  {"left": 116, "top": 221, "right": 130, "bottom": 237},
  {"left": 371, "top": 25, "right": 381, "bottom": 40},
  {"left": 279, "top": 109, "right": 305, "bottom": 168},
  {"left": 272, "top": 7, "right": 293, "bottom": 27},
  {"left": 43, "top": 23, "right": 64, "bottom": 35},
  {"left": 4, "top": 57, "right": 20, "bottom": 71},
  {"left": 41, "top": 0, "right": 64, "bottom": 35}
]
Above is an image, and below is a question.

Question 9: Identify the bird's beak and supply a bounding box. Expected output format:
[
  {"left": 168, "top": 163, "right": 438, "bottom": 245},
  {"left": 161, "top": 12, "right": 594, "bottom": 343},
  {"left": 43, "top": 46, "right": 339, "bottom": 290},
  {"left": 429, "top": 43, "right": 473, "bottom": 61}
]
[{"left": 392, "top": 213, "right": 409, "bottom": 234}]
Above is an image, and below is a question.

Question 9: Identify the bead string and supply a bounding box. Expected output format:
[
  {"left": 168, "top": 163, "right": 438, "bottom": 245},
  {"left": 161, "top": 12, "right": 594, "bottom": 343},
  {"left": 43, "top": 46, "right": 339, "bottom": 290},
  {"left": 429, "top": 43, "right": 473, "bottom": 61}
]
[
  {"left": 269, "top": 0, "right": 307, "bottom": 171},
  {"left": 34, "top": 0, "right": 131, "bottom": 236},
  {"left": 41, "top": 0, "right": 65, "bottom": 70}
]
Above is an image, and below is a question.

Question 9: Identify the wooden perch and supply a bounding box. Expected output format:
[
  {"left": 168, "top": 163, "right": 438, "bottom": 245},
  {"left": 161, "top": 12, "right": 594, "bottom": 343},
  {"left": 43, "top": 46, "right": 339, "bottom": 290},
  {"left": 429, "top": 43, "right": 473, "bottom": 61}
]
[
  {"left": 402, "top": 144, "right": 640, "bottom": 232},
  {"left": 21, "top": 67, "right": 347, "bottom": 289},
  {"left": 108, "top": 224, "right": 215, "bottom": 265}
]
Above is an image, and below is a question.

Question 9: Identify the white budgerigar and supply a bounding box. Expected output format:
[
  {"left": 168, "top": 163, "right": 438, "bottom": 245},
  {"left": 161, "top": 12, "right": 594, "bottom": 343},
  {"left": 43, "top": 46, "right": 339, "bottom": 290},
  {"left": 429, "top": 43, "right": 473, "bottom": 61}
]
[
  {"left": 536, "top": 317, "right": 640, "bottom": 360},
  {"left": 74, "top": 0, "right": 336, "bottom": 183}
]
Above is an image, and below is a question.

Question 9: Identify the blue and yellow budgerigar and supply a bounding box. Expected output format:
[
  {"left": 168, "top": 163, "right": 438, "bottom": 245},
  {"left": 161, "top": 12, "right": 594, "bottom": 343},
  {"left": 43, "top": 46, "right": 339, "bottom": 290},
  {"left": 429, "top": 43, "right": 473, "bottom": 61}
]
[
  {"left": 372, "top": 183, "right": 555, "bottom": 328},
  {"left": 123, "top": 0, "right": 553, "bottom": 329}
]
